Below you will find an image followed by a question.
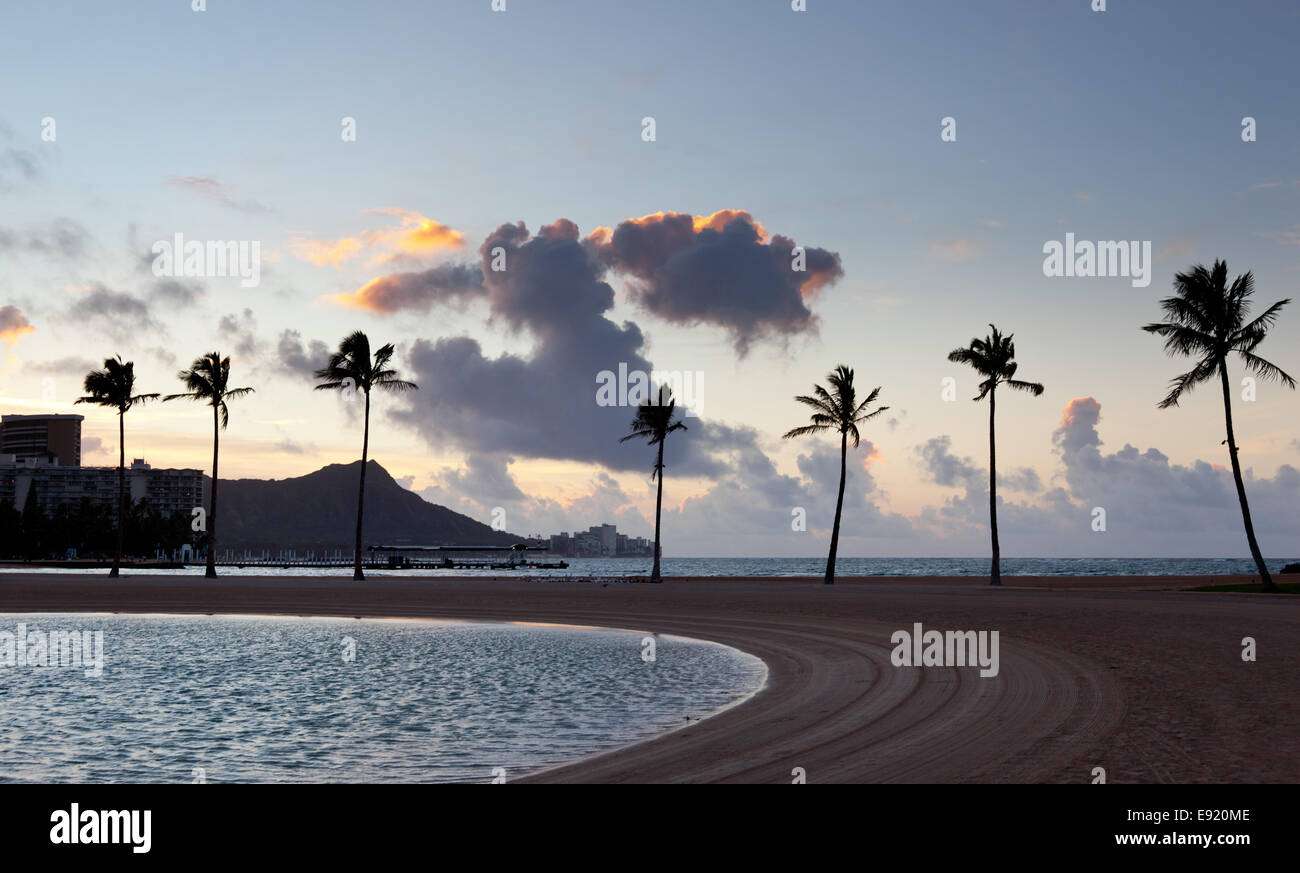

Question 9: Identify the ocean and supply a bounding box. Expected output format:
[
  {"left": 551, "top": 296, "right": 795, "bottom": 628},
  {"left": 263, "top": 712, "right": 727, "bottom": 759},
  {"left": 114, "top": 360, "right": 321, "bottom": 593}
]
[{"left": 0, "top": 614, "right": 766, "bottom": 783}]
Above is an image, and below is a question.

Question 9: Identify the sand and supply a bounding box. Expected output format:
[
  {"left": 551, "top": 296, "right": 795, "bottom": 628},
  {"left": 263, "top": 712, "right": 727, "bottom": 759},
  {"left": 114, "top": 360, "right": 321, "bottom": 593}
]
[{"left": 0, "top": 572, "right": 1295, "bottom": 783}]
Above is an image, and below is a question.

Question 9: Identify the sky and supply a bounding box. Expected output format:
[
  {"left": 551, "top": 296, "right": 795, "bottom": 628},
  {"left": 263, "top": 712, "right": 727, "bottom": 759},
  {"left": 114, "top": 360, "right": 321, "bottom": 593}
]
[{"left": 1, "top": 0, "right": 1298, "bottom": 557}]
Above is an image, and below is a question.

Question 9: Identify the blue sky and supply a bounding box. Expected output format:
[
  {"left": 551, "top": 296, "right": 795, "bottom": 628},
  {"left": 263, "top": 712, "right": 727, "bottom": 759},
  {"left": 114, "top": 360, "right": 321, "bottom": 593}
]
[{"left": 2, "top": 1, "right": 1298, "bottom": 556}]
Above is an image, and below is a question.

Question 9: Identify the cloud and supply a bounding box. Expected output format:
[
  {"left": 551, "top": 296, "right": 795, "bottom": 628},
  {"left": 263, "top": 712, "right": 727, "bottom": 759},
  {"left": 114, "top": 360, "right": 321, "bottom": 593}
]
[
  {"left": 391, "top": 218, "right": 662, "bottom": 470},
  {"left": 925, "top": 238, "right": 983, "bottom": 263},
  {"left": 276, "top": 329, "right": 330, "bottom": 378},
  {"left": 149, "top": 279, "right": 205, "bottom": 307},
  {"left": 430, "top": 453, "right": 527, "bottom": 505},
  {"left": 165, "top": 175, "right": 268, "bottom": 212},
  {"left": 0, "top": 305, "right": 35, "bottom": 345},
  {"left": 1047, "top": 396, "right": 1300, "bottom": 546},
  {"left": 1268, "top": 225, "right": 1300, "bottom": 247},
  {"left": 420, "top": 458, "right": 649, "bottom": 537},
  {"left": 0, "top": 218, "right": 90, "bottom": 260},
  {"left": 290, "top": 208, "right": 464, "bottom": 268},
  {"left": 1002, "top": 467, "right": 1042, "bottom": 493},
  {"left": 328, "top": 262, "right": 483, "bottom": 313},
  {"left": 0, "top": 133, "right": 48, "bottom": 190},
  {"left": 588, "top": 210, "right": 842, "bottom": 354},
  {"left": 217, "top": 308, "right": 259, "bottom": 358},
  {"left": 275, "top": 439, "right": 312, "bottom": 455},
  {"left": 661, "top": 438, "right": 913, "bottom": 556},
  {"left": 81, "top": 436, "right": 107, "bottom": 457},
  {"left": 65, "top": 284, "right": 160, "bottom": 340},
  {"left": 413, "top": 396, "right": 1298, "bottom": 559},
  {"left": 22, "top": 356, "right": 96, "bottom": 376},
  {"left": 917, "top": 436, "right": 982, "bottom": 488},
  {"left": 148, "top": 347, "right": 177, "bottom": 367}
]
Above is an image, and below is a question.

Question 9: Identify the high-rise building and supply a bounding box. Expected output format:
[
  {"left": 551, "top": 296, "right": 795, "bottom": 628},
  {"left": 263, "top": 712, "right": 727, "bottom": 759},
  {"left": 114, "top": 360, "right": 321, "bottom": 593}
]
[
  {"left": 542, "top": 523, "right": 651, "bottom": 557},
  {"left": 0, "top": 414, "right": 84, "bottom": 467},
  {"left": 0, "top": 455, "right": 203, "bottom": 518},
  {"left": 549, "top": 532, "right": 573, "bottom": 556}
]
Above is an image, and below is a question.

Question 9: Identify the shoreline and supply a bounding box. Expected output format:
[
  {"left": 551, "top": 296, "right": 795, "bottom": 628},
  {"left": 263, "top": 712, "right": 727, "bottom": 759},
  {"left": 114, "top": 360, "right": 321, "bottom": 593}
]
[{"left": 1, "top": 573, "right": 1296, "bottom": 783}]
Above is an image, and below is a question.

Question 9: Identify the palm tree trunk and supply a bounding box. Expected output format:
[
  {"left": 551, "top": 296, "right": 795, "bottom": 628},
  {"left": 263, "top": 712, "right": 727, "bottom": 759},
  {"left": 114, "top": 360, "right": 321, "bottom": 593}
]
[
  {"left": 825, "top": 430, "right": 847, "bottom": 584},
  {"left": 111, "top": 411, "right": 124, "bottom": 578},
  {"left": 651, "top": 439, "right": 664, "bottom": 583},
  {"left": 206, "top": 403, "right": 219, "bottom": 579},
  {"left": 1218, "top": 363, "right": 1277, "bottom": 592},
  {"left": 988, "top": 388, "right": 1001, "bottom": 586},
  {"left": 354, "top": 391, "right": 371, "bottom": 581}
]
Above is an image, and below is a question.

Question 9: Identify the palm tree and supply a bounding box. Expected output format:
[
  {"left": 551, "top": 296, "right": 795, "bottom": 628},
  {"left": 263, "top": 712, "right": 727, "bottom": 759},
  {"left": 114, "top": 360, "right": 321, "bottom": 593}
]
[
  {"left": 163, "top": 352, "right": 254, "bottom": 578},
  {"left": 1143, "top": 260, "right": 1294, "bottom": 592},
  {"left": 75, "top": 356, "right": 158, "bottom": 577},
  {"left": 313, "top": 332, "right": 418, "bottom": 580},
  {"left": 947, "top": 326, "right": 1044, "bottom": 586},
  {"left": 782, "top": 366, "right": 887, "bottom": 584},
  {"left": 619, "top": 384, "right": 688, "bottom": 584}
]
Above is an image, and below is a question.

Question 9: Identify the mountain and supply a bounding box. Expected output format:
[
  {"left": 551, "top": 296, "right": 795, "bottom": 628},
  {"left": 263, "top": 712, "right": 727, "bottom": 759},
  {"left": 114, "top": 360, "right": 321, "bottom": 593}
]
[{"left": 210, "top": 460, "right": 519, "bottom": 553}]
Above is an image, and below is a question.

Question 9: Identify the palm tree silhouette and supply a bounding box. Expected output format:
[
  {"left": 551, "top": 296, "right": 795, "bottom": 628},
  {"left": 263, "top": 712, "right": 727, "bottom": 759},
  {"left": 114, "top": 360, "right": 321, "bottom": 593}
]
[
  {"left": 619, "top": 384, "right": 688, "bottom": 584},
  {"left": 1143, "top": 260, "right": 1294, "bottom": 592},
  {"left": 75, "top": 356, "right": 158, "bottom": 577},
  {"left": 947, "top": 326, "right": 1044, "bottom": 586},
  {"left": 314, "top": 331, "right": 418, "bottom": 580},
  {"left": 782, "top": 365, "right": 887, "bottom": 584},
  {"left": 163, "top": 352, "right": 254, "bottom": 578}
]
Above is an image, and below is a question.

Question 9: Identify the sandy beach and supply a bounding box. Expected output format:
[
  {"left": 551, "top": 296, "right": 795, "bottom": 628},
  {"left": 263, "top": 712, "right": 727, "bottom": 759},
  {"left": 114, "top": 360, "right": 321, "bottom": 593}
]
[{"left": 1, "top": 573, "right": 1295, "bottom": 783}]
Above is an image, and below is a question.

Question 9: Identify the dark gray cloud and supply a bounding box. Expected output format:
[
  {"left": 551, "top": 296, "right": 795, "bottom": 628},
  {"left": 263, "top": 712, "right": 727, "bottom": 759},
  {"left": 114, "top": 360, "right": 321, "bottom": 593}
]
[
  {"left": 391, "top": 219, "right": 664, "bottom": 471},
  {"left": 66, "top": 284, "right": 160, "bottom": 339},
  {"left": 217, "top": 308, "right": 259, "bottom": 358},
  {"left": 150, "top": 279, "right": 205, "bottom": 307},
  {"left": 590, "top": 211, "right": 843, "bottom": 354},
  {"left": 276, "top": 329, "right": 331, "bottom": 378}
]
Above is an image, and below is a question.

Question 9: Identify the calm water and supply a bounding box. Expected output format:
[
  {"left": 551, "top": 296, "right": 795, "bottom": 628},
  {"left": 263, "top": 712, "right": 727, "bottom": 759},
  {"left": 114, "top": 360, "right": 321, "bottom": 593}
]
[
  {"left": 0, "top": 614, "right": 766, "bottom": 783},
  {"left": 4, "top": 556, "right": 1296, "bottom": 577}
]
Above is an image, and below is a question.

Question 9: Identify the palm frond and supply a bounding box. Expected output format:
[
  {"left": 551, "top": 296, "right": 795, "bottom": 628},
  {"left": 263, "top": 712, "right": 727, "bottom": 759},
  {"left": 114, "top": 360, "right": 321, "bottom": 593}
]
[
  {"left": 1157, "top": 357, "right": 1217, "bottom": 409},
  {"left": 1005, "top": 379, "right": 1045, "bottom": 396},
  {"left": 1238, "top": 350, "right": 1297, "bottom": 389}
]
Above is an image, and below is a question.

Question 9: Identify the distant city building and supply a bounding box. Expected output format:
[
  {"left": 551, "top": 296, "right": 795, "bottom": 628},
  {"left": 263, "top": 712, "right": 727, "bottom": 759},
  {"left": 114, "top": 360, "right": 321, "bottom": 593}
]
[
  {"left": 549, "top": 532, "right": 572, "bottom": 556},
  {"left": 0, "top": 455, "right": 203, "bottom": 518},
  {"left": 544, "top": 523, "right": 652, "bottom": 557},
  {"left": 0, "top": 414, "right": 84, "bottom": 467}
]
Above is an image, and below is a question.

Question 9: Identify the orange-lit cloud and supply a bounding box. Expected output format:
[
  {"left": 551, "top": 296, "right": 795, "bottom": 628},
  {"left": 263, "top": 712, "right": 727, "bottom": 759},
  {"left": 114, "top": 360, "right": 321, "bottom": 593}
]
[
  {"left": 360, "top": 208, "right": 464, "bottom": 255},
  {"left": 327, "top": 262, "right": 483, "bottom": 313},
  {"left": 860, "top": 442, "right": 883, "bottom": 468},
  {"left": 587, "top": 209, "right": 770, "bottom": 246},
  {"left": 0, "top": 305, "right": 35, "bottom": 346},
  {"left": 290, "top": 236, "right": 363, "bottom": 267},
  {"left": 290, "top": 209, "right": 464, "bottom": 268}
]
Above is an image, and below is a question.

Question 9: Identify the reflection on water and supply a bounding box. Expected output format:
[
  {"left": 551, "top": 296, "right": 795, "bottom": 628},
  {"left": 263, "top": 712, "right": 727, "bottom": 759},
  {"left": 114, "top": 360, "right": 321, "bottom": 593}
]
[{"left": 0, "top": 614, "right": 765, "bottom": 783}]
